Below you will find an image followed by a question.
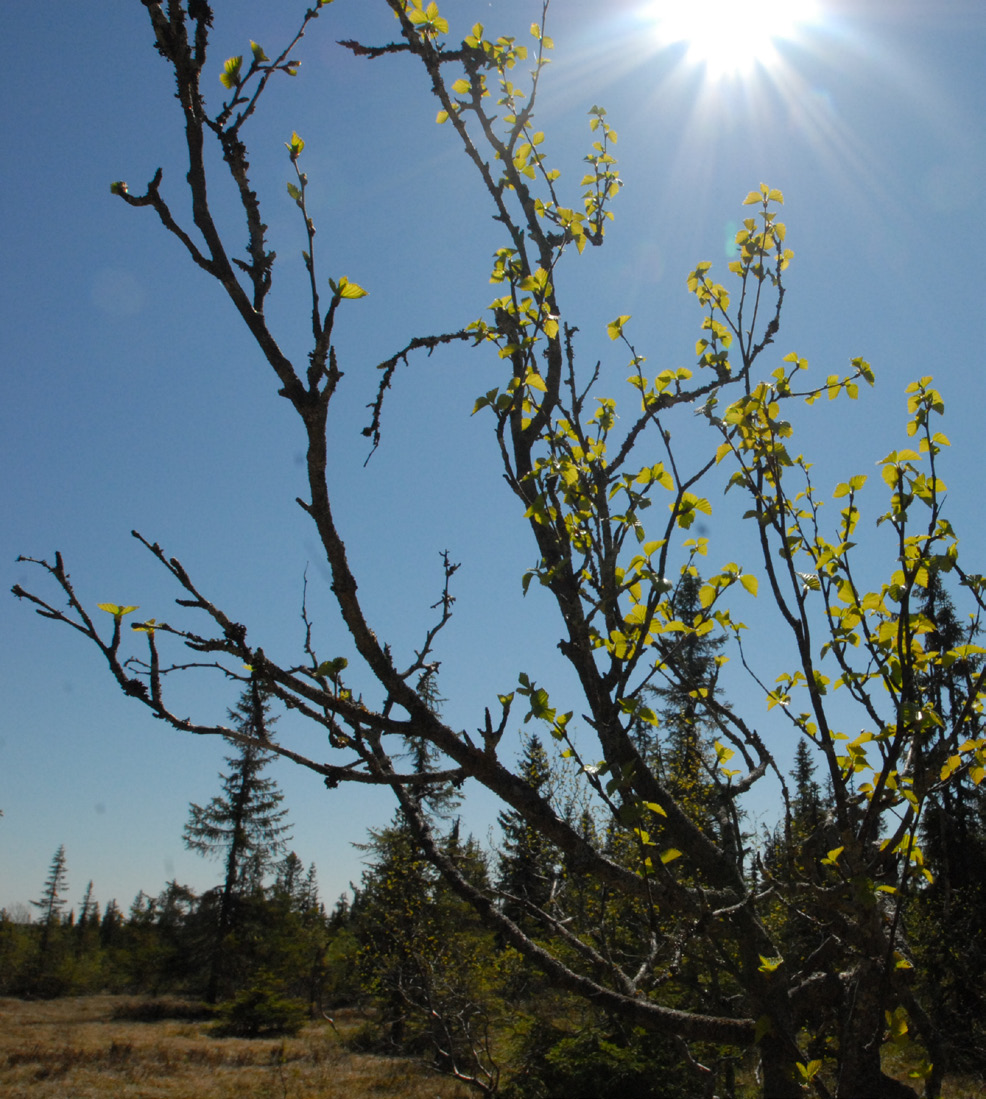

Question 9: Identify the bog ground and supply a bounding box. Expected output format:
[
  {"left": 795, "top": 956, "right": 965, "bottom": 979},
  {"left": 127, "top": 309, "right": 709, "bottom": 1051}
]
[{"left": 0, "top": 996, "right": 473, "bottom": 1099}]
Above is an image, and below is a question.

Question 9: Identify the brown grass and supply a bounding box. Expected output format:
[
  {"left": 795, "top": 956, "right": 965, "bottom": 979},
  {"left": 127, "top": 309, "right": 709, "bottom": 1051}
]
[
  {"left": 2, "top": 995, "right": 984, "bottom": 1097},
  {"left": 0, "top": 995, "right": 475, "bottom": 1099}
]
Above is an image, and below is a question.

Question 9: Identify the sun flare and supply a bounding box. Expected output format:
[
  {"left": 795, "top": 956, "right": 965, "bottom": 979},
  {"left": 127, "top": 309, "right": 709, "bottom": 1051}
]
[{"left": 645, "top": 0, "right": 817, "bottom": 78}]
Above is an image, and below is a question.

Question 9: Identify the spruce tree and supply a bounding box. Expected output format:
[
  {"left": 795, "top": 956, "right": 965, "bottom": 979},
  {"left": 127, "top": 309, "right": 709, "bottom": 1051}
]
[
  {"left": 496, "top": 735, "right": 559, "bottom": 931},
  {"left": 350, "top": 811, "right": 499, "bottom": 1090},
  {"left": 74, "top": 880, "right": 101, "bottom": 960},
  {"left": 273, "top": 851, "right": 307, "bottom": 910},
  {"left": 32, "top": 844, "right": 68, "bottom": 928},
  {"left": 183, "top": 683, "right": 292, "bottom": 1001},
  {"left": 31, "top": 845, "right": 68, "bottom": 983},
  {"left": 911, "top": 572, "right": 986, "bottom": 1070},
  {"left": 645, "top": 572, "right": 726, "bottom": 839}
]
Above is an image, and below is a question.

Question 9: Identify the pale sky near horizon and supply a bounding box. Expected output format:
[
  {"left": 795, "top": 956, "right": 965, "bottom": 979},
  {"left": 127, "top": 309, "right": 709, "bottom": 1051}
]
[{"left": 2, "top": 0, "right": 984, "bottom": 918}]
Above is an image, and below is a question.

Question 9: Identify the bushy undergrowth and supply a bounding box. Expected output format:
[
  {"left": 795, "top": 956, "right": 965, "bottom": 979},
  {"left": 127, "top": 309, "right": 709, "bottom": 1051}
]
[
  {"left": 213, "top": 973, "right": 308, "bottom": 1038},
  {"left": 503, "top": 1016, "right": 696, "bottom": 1099}
]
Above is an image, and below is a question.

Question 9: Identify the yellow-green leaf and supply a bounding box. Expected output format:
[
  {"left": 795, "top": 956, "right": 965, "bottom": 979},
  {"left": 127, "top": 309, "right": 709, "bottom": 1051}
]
[
  {"left": 98, "top": 603, "right": 139, "bottom": 618},
  {"left": 220, "top": 56, "right": 243, "bottom": 89},
  {"left": 940, "top": 754, "right": 962, "bottom": 782},
  {"left": 336, "top": 276, "right": 368, "bottom": 299},
  {"left": 607, "top": 315, "right": 631, "bottom": 340}
]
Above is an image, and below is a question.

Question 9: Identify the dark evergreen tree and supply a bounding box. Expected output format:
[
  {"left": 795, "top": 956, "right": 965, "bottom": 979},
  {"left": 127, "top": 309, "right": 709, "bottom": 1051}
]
[
  {"left": 32, "top": 844, "right": 68, "bottom": 934},
  {"left": 350, "top": 812, "right": 499, "bottom": 1091},
  {"left": 73, "top": 880, "right": 101, "bottom": 967},
  {"left": 183, "top": 683, "right": 292, "bottom": 1001},
  {"left": 910, "top": 571, "right": 986, "bottom": 1070},
  {"left": 350, "top": 812, "right": 435, "bottom": 1047},
  {"left": 496, "top": 735, "right": 559, "bottom": 932},
  {"left": 273, "top": 851, "right": 307, "bottom": 910},
  {"left": 0, "top": 909, "right": 34, "bottom": 995},
  {"left": 152, "top": 880, "right": 199, "bottom": 991},
  {"left": 99, "top": 899, "right": 124, "bottom": 948},
  {"left": 31, "top": 844, "right": 69, "bottom": 988},
  {"left": 765, "top": 739, "right": 832, "bottom": 884},
  {"left": 302, "top": 862, "right": 320, "bottom": 911},
  {"left": 645, "top": 571, "right": 727, "bottom": 840},
  {"left": 790, "top": 739, "right": 821, "bottom": 825}
]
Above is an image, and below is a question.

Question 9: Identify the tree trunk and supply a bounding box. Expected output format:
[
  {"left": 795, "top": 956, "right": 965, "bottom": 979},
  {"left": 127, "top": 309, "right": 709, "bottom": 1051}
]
[
  {"left": 835, "top": 959, "right": 890, "bottom": 1099},
  {"left": 758, "top": 1033, "right": 803, "bottom": 1099}
]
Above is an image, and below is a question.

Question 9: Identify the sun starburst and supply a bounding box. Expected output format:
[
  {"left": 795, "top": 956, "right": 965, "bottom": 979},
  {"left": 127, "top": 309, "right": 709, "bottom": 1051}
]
[{"left": 645, "top": 0, "right": 818, "bottom": 78}]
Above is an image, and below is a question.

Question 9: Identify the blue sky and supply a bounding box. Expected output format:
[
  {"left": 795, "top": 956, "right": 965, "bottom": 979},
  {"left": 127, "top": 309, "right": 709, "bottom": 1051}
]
[{"left": 2, "top": 0, "right": 984, "bottom": 918}]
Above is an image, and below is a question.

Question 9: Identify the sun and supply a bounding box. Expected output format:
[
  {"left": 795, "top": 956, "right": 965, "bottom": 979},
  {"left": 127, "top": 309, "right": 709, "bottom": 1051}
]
[{"left": 645, "top": 0, "right": 818, "bottom": 78}]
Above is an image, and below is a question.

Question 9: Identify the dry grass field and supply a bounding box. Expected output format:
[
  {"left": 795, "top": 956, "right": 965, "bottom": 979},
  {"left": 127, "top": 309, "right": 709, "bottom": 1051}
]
[
  {"left": 0, "top": 996, "right": 474, "bottom": 1099},
  {"left": 2, "top": 994, "right": 984, "bottom": 1098}
]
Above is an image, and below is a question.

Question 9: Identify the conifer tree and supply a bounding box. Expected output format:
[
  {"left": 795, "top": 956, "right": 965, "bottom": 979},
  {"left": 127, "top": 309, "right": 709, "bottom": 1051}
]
[
  {"left": 645, "top": 572, "right": 727, "bottom": 841},
  {"left": 351, "top": 810, "right": 498, "bottom": 1088},
  {"left": 74, "top": 880, "right": 100, "bottom": 960},
  {"left": 99, "top": 899, "right": 123, "bottom": 949},
  {"left": 183, "top": 683, "right": 292, "bottom": 1001},
  {"left": 496, "top": 735, "right": 559, "bottom": 931},
  {"left": 351, "top": 812, "right": 436, "bottom": 1046},
  {"left": 31, "top": 845, "right": 68, "bottom": 981},
  {"left": 273, "top": 851, "right": 307, "bottom": 910},
  {"left": 911, "top": 572, "right": 986, "bottom": 1070},
  {"left": 32, "top": 844, "right": 68, "bottom": 929}
]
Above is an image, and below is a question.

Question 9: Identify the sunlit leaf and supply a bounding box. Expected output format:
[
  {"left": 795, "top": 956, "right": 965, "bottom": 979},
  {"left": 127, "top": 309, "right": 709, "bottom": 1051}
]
[
  {"left": 97, "top": 603, "right": 139, "bottom": 618},
  {"left": 220, "top": 56, "right": 243, "bottom": 89},
  {"left": 335, "top": 276, "right": 368, "bottom": 299},
  {"left": 607, "top": 315, "right": 631, "bottom": 340}
]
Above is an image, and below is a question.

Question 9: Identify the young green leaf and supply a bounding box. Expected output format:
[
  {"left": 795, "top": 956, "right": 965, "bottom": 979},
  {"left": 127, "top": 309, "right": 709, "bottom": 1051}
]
[
  {"left": 607, "top": 315, "right": 631, "bottom": 340},
  {"left": 335, "top": 276, "right": 368, "bottom": 300},
  {"left": 220, "top": 56, "right": 243, "bottom": 89},
  {"left": 97, "top": 603, "right": 139, "bottom": 619}
]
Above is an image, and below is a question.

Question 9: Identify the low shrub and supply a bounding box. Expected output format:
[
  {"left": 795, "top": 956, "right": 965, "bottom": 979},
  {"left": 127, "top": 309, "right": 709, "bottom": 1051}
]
[
  {"left": 213, "top": 974, "right": 308, "bottom": 1038},
  {"left": 505, "top": 1016, "right": 695, "bottom": 1099}
]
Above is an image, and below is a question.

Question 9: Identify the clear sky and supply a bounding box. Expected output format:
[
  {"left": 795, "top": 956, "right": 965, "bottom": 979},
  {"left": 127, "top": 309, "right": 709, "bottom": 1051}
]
[{"left": 3, "top": 0, "right": 984, "bottom": 919}]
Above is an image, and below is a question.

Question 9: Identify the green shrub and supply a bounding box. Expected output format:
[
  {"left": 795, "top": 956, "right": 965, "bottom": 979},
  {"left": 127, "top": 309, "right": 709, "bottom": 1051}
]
[
  {"left": 214, "top": 972, "right": 308, "bottom": 1037},
  {"left": 506, "top": 1016, "right": 694, "bottom": 1099}
]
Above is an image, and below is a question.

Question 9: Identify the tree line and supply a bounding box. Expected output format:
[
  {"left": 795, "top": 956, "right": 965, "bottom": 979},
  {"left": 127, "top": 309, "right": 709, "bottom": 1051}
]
[{"left": 11, "top": 2, "right": 986, "bottom": 1095}]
